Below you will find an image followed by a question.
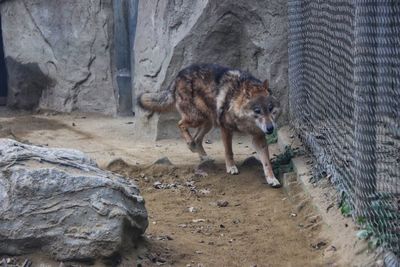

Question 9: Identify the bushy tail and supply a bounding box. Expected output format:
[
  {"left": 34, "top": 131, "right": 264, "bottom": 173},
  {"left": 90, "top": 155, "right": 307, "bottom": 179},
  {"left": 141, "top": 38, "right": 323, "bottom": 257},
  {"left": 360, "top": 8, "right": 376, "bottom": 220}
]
[{"left": 137, "top": 82, "right": 175, "bottom": 113}]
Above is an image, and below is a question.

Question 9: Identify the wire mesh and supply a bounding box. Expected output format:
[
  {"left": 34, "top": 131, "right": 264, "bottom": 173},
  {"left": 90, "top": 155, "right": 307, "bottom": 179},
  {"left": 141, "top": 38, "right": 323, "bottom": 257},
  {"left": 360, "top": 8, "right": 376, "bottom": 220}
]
[{"left": 288, "top": 0, "right": 399, "bottom": 260}]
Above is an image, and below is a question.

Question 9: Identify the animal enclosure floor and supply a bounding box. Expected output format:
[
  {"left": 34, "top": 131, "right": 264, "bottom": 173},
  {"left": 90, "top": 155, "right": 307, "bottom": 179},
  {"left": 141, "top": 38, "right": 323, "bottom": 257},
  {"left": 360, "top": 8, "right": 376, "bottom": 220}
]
[{"left": 0, "top": 112, "right": 336, "bottom": 267}]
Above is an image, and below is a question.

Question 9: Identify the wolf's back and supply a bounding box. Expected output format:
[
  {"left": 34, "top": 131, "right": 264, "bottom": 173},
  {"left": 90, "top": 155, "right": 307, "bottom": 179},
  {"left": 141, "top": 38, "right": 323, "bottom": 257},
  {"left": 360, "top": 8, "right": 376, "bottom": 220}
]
[{"left": 137, "top": 86, "right": 175, "bottom": 113}]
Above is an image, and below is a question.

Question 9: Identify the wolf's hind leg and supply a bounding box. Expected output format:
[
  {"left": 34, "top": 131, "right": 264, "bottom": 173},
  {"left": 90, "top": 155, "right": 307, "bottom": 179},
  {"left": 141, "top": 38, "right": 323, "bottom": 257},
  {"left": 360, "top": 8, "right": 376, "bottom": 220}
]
[
  {"left": 194, "top": 121, "right": 213, "bottom": 161},
  {"left": 178, "top": 118, "right": 196, "bottom": 152},
  {"left": 221, "top": 127, "right": 239, "bottom": 175}
]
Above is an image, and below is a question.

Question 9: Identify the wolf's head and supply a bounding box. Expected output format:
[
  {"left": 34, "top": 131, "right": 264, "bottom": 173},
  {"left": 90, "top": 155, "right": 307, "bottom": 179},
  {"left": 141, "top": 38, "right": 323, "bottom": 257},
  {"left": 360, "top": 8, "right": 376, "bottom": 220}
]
[{"left": 239, "top": 79, "right": 280, "bottom": 134}]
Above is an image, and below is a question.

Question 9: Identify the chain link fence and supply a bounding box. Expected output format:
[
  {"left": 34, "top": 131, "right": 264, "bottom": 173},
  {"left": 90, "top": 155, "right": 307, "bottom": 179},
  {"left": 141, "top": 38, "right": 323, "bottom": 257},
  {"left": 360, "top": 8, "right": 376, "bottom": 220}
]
[{"left": 288, "top": 0, "right": 399, "bottom": 262}]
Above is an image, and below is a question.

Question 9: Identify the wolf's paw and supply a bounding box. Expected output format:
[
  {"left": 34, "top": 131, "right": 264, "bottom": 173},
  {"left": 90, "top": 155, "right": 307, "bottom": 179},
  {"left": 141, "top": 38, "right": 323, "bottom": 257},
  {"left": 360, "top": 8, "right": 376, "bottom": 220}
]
[
  {"left": 226, "top": 165, "right": 239, "bottom": 175},
  {"left": 266, "top": 176, "right": 281, "bottom": 188}
]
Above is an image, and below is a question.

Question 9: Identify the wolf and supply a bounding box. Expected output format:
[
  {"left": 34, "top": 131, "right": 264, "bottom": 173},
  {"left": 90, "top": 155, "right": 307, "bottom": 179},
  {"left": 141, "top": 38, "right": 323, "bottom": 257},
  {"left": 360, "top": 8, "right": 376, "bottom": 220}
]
[{"left": 138, "top": 64, "right": 281, "bottom": 187}]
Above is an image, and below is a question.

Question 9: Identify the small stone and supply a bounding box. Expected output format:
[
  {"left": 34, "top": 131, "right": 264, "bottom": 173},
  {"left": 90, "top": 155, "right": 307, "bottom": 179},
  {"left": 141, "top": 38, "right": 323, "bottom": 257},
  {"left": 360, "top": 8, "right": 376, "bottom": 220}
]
[
  {"left": 157, "top": 235, "right": 173, "bottom": 241},
  {"left": 199, "top": 189, "right": 210, "bottom": 195},
  {"left": 178, "top": 224, "right": 187, "bottom": 228},
  {"left": 196, "top": 158, "right": 216, "bottom": 172},
  {"left": 217, "top": 200, "right": 229, "bottom": 207},
  {"left": 241, "top": 156, "right": 262, "bottom": 167},
  {"left": 153, "top": 181, "right": 162, "bottom": 189},
  {"left": 311, "top": 240, "right": 327, "bottom": 250},
  {"left": 195, "top": 251, "right": 203, "bottom": 254},
  {"left": 192, "top": 219, "right": 205, "bottom": 223},
  {"left": 188, "top": 207, "right": 197, "bottom": 213},
  {"left": 153, "top": 157, "right": 173, "bottom": 165},
  {"left": 290, "top": 213, "right": 297, "bottom": 217},
  {"left": 194, "top": 168, "right": 208, "bottom": 177}
]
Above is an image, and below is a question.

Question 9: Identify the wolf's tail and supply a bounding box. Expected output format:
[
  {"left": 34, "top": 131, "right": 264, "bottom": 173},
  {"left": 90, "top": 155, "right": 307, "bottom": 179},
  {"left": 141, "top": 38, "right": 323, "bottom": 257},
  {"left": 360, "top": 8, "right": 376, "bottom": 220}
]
[{"left": 137, "top": 82, "right": 176, "bottom": 113}]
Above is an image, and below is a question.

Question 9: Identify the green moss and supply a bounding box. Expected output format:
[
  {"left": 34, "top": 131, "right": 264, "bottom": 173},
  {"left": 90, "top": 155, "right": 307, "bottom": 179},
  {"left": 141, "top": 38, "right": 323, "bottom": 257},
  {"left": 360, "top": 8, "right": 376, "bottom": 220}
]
[
  {"left": 271, "top": 145, "right": 295, "bottom": 177},
  {"left": 266, "top": 129, "right": 278, "bottom": 144}
]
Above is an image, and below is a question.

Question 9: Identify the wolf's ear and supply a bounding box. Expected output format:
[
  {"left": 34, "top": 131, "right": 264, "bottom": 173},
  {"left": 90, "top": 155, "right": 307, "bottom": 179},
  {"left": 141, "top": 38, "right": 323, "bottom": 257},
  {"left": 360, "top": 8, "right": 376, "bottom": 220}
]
[{"left": 263, "top": 79, "right": 271, "bottom": 94}]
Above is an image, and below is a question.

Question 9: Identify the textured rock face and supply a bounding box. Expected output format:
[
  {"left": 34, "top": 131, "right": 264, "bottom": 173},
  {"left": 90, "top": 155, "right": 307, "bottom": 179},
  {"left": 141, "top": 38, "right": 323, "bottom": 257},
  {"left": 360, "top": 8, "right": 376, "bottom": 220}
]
[
  {"left": 0, "top": 139, "right": 148, "bottom": 261},
  {"left": 133, "top": 0, "right": 288, "bottom": 140},
  {"left": 0, "top": 0, "right": 117, "bottom": 114},
  {"left": 0, "top": 0, "right": 288, "bottom": 135}
]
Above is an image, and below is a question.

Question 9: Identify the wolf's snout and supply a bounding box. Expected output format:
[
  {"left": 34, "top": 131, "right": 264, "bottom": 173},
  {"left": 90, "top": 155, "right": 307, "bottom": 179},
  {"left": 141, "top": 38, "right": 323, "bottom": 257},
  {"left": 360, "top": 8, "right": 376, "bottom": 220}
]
[
  {"left": 266, "top": 125, "right": 274, "bottom": 134},
  {"left": 256, "top": 118, "right": 275, "bottom": 134}
]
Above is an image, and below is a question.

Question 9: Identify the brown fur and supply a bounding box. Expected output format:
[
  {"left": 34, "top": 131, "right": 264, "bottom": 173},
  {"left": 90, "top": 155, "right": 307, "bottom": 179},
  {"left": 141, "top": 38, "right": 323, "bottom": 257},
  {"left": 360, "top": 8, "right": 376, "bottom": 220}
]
[{"left": 138, "top": 64, "right": 281, "bottom": 187}]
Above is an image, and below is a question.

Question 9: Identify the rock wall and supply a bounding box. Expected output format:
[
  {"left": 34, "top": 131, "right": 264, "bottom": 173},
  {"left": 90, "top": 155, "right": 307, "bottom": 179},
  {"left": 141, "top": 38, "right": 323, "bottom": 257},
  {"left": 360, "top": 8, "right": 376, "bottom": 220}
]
[
  {"left": 0, "top": 0, "right": 289, "bottom": 136},
  {"left": 133, "top": 0, "right": 288, "bottom": 140},
  {"left": 0, "top": 0, "right": 117, "bottom": 114}
]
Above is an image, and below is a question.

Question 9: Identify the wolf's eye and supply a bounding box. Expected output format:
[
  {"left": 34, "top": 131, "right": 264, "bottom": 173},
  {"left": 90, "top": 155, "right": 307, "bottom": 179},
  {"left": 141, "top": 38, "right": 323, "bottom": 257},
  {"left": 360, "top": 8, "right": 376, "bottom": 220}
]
[{"left": 254, "top": 108, "right": 261, "bottom": 114}]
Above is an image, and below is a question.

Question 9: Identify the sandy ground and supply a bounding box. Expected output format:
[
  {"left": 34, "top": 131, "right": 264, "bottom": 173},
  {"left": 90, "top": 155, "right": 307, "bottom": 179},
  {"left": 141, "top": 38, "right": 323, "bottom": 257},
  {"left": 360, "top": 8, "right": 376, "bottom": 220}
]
[{"left": 0, "top": 111, "right": 339, "bottom": 267}]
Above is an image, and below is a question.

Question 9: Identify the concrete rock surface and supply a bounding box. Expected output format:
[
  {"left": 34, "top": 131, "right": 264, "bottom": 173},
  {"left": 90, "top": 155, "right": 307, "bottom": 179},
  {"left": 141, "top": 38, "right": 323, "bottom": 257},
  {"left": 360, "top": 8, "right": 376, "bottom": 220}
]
[
  {"left": 0, "top": 139, "right": 148, "bottom": 261},
  {"left": 0, "top": 0, "right": 117, "bottom": 114}
]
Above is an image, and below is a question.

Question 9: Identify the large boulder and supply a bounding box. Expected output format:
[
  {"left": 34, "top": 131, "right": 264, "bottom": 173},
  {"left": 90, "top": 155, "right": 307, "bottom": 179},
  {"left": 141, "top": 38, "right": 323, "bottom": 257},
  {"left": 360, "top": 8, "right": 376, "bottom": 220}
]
[
  {"left": 133, "top": 0, "right": 288, "bottom": 140},
  {"left": 0, "top": 139, "right": 148, "bottom": 261}
]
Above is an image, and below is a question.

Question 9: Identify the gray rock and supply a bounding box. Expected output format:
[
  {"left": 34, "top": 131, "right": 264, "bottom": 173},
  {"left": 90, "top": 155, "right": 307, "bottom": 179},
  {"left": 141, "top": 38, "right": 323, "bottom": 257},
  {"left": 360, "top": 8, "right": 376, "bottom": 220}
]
[
  {"left": 241, "top": 156, "right": 262, "bottom": 168},
  {"left": 0, "top": 139, "right": 148, "bottom": 261},
  {"left": 217, "top": 200, "right": 229, "bottom": 208},
  {"left": 0, "top": 0, "right": 117, "bottom": 114},
  {"left": 133, "top": 0, "right": 288, "bottom": 140},
  {"left": 153, "top": 156, "right": 173, "bottom": 165},
  {"left": 197, "top": 158, "right": 216, "bottom": 169}
]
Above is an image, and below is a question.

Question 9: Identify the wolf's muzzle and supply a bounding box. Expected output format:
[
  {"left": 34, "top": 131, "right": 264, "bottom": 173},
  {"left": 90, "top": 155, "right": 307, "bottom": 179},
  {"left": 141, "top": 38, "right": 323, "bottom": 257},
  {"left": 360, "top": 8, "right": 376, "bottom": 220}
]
[{"left": 266, "top": 125, "right": 274, "bottom": 135}]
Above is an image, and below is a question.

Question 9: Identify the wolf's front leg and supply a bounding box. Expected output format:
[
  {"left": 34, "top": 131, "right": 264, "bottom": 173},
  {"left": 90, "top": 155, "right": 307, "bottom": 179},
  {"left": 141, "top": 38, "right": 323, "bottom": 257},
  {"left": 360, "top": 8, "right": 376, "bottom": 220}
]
[
  {"left": 252, "top": 135, "right": 281, "bottom": 188},
  {"left": 221, "top": 127, "right": 239, "bottom": 175}
]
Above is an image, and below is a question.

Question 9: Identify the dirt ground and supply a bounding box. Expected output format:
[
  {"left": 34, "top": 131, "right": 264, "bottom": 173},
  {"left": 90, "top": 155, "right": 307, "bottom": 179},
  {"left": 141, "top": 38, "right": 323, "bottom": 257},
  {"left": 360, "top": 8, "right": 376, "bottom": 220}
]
[{"left": 0, "top": 110, "right": 338, "bottom": 267}]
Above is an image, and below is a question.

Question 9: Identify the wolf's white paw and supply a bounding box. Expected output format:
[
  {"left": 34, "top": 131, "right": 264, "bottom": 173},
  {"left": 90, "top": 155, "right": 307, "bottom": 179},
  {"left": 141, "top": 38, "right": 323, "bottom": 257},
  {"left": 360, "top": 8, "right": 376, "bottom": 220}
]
[
  {"left": 266, "top": 176, "right": 281, "bottom": 188},
  {"left": 226, "top": 165, "right": 239, "bottom": 175}
]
